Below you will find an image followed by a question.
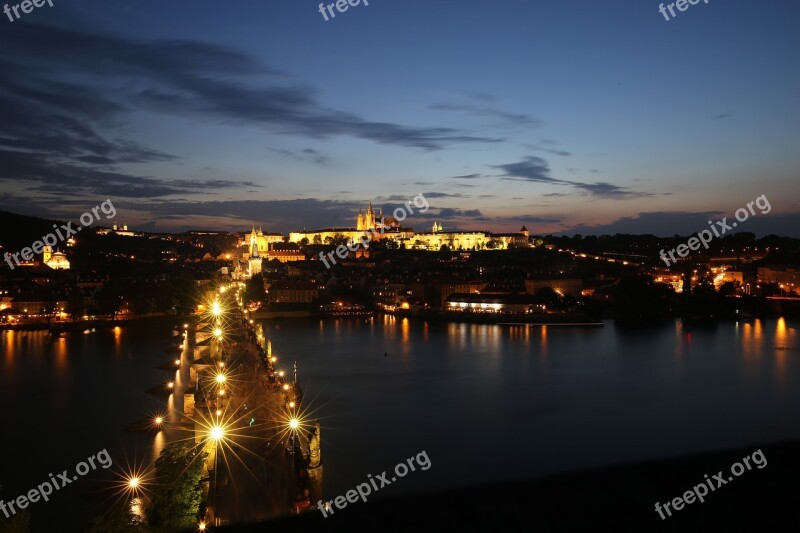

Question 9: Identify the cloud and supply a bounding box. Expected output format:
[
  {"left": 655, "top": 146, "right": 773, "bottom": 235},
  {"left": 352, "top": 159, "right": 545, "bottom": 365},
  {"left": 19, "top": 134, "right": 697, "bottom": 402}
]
[
  {"left": 523, "top": 139, "right": 572, "bottom": 157},
  {"left": 0, "top": 24, "right": 507, "bottom": 208},
  {"left": 430, "top": 101, "right": 541, "bottom": 128},
  {"left": 266, "top": 147, "right": 330, "bottom": 166},
  {"left": 378, "top": 192, "right": 468, "bottom": 202},
  {"left": 1, "top": 23, "right": 503, "bottom": 151},
  {"left": 419, "top": 192, "right": 468, "bottom": 199},
  {"left": 447, "top": 173, "right": 485, "bottom": 180},
  {"left": 713, "top": 114, "right": 732, "bottom": 120},
  {"left": 558, "top": 211, "right": 800, "bottom": 237},
  {"left": 495, "top": 156, "right": 565, "bottom": 185},
  {"left": 571, "top": 181, "right": 652, "bottom": 199},
  {"left": 0, "top": 149, "right": 260, "bottom": 199},
  {"left": 433, "top": 208, "right": 485, "bottom": 219},
  {"left": 494, "top": 156, "right": 650, "bottom": 199}
]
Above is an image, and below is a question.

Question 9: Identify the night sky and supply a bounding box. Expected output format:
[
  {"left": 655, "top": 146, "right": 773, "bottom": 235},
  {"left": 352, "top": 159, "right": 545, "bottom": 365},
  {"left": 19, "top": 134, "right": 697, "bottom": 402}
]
[{"left": 1, "top": 0, "right": 798, "bottom": 235}]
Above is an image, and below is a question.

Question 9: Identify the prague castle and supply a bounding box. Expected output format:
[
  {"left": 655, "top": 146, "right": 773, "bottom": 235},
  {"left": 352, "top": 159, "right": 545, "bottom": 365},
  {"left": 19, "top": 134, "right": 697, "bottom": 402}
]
[
  {"left": 288, "top": 202, "right": 414, "bottom": 245},
  {"left": 249, "top": 201, "right": 531, "bottom": 253}
]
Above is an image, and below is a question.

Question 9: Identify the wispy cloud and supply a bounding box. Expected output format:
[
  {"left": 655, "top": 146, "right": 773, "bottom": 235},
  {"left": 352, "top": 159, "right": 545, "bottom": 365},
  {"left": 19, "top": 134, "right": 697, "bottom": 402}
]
[
  {"left": 266, "top": 147, "right": 330, "bottom": 166},
  {"left": 494, "top": 156, "right": 651, "bottom": 199},
  {"left": 0, "top": 22, "right": 507, "bottom": 207},
  {"left": 447, "top": 173, "right": 485, "bottom": 180},
  {"left": 430, "top": 101, "right": 541, "bottom": 128},
  {"left": 522, "top": 139, "right": 572, "bottom": 157}
]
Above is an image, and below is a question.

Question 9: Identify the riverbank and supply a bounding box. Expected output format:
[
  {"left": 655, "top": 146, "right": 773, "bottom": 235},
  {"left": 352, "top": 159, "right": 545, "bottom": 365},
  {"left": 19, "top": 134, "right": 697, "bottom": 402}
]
[
  {"left": 220, "top": 438, "right": 800, "bottom": 531},
  {"left": 0, "top": 313, "right": 190, "bottom": 331}
]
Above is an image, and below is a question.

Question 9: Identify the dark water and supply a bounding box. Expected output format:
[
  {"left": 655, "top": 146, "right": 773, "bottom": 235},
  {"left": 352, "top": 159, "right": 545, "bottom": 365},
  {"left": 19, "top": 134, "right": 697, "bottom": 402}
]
[
  {"left": 262, "top": 317, "right": 800, "bottom": 504},
  {"left": 1, "top": 318, "right": 799, "bottom": 530},
  {"left": 0, "top": 324, "right": 180, "bottom": 531}
]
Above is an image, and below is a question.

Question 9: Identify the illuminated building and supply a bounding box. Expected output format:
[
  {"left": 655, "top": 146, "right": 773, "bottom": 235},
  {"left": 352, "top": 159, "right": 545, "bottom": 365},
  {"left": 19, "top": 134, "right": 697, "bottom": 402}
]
[{"left": 43, "top": 246, "right": 70, "bottom": 270}]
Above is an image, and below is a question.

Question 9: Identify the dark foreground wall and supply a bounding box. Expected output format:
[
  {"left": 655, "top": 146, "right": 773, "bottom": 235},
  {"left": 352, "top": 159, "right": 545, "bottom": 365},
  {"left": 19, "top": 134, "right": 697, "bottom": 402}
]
[{"left": 213, "top": 440, "right": 800, "bottom": 532}]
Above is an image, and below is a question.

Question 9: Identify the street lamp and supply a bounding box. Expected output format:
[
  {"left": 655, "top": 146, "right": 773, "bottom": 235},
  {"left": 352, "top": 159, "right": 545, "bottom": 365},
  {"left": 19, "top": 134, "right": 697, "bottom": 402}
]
[{"left": 209, "top": 425, "right": 225, "bottom": 523}]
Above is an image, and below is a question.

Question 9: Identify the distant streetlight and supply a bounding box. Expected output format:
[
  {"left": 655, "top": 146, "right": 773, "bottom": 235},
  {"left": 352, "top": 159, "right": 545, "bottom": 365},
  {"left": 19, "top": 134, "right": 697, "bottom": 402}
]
[{"left": 209, "top": 425, "right": 226, "bottom": 518}]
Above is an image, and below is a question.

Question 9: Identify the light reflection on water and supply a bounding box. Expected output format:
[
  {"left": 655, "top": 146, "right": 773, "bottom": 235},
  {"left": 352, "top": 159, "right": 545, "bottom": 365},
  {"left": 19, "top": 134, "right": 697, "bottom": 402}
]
[
  {"left": 1, "top": 317, "right": 799, "bottom": 530},
  {"left": 262, "top": 317, "right": 800, "bottom": 505}
]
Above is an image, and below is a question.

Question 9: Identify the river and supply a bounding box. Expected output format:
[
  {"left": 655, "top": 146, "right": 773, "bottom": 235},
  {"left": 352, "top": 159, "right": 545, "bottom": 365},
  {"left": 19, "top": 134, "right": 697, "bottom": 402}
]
[{"left": 1, "top": 317, "right": 798, "bottom": 530}]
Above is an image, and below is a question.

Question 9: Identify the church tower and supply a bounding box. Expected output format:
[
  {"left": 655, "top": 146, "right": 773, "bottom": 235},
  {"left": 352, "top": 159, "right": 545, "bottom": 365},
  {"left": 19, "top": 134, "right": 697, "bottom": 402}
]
[
  {"left": 357, "top": 208, "right": 365, "bottom": 231},
  {"left": 365, "top": 202, "right": 375, "bottom": 229},
  {"left": 43, "top": 245, "right": 52, "bottom": 264},
  {"left": 248, "top": 235, "right": 261, "bottom": 277}
]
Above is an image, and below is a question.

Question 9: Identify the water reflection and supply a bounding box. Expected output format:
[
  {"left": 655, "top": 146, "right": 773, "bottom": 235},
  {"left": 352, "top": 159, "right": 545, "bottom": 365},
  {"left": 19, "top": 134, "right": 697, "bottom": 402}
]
[
  {"left": 737, "top": 317, "right": 799, "bottom": 388},
  {"left": 4, "top": 330, "right": 15, "bottom": 370},
  {"left": 151, "top": 430, "right": 166, "bottom": 464},
  {"left": 54, "top": 337, "right": 68, "bottom": 379}
]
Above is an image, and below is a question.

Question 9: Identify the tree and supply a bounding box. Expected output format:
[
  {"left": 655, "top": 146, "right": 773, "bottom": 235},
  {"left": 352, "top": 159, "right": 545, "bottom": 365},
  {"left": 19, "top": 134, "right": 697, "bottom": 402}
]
[
  {"left": 0, "top": 484, "right": 30, "bottom": 533},
  {"left": 244, "top": 274, "right": 264, "bottom": 305},
  {"left": 66, "top": 287, "right": 85, "bottom": 318},
  {"left": 85, "top": 502, "right": 142, "bottom": 533},
  {"left": 331, "top": 233, "right": 349, "bottom": 247},
  {"left": 146, "top": 442, "right": 207, "bottom": 533},
  {"left": 718, "top": 281, "right": 738, "bottom": 297},
  {"left": 313, "top": 235, "right": 322, "bottom": 245},
  {"left": 533, "top": 287, "right": 562, "bottom": 309},
  {"left": 299, "top": 238, "right": 309, "bottom": 246}
]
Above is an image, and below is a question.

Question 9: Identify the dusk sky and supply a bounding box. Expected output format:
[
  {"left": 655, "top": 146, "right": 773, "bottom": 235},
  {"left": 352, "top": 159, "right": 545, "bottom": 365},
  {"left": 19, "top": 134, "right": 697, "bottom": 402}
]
[{"left": 1, "top": 0, "right": 798, "bottom": 235}]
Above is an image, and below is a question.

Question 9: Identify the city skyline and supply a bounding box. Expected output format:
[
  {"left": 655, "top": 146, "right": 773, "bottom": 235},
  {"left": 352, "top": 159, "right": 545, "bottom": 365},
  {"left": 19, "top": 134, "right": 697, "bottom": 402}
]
[{"left": 0, "top": 1, "right": 799, "bottom": 236}]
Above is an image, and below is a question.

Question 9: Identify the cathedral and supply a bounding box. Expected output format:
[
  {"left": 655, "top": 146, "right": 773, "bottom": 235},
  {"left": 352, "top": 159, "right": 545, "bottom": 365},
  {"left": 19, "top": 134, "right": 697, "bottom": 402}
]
[
  {"left": 356, "top": 202, "right": 381, "bottom": 231},
  {"left": 243, "top": 226, "right": 284, "bottom": 253}
]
